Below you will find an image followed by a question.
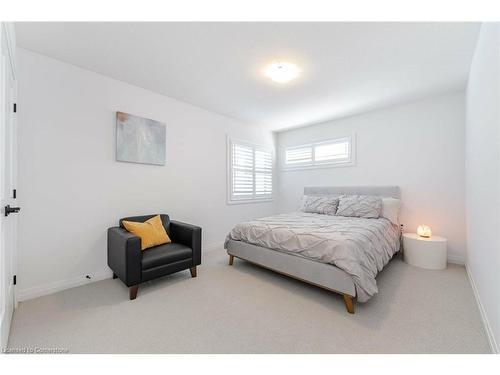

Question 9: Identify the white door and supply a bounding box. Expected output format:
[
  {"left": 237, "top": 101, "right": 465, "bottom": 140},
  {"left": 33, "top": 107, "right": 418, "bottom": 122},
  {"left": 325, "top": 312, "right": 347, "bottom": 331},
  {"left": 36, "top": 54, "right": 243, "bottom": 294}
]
[{"left": 0, "top": 22, "right": 18, "bottom": 349}]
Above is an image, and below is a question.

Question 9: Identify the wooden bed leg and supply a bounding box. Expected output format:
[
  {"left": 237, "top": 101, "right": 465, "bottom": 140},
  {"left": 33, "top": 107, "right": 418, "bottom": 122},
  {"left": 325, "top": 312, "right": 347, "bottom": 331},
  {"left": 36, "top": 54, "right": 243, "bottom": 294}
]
[
  {"left": 342, "top": 294, "right": 355, "bottom": 314},
  {"left": 228, "top": 255, "right": 234, "bottom": 266}
]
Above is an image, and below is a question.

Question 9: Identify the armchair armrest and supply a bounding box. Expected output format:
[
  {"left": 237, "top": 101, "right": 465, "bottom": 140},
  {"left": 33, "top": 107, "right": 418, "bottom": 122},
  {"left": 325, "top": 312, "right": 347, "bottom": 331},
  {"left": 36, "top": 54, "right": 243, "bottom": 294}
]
[
  {"left": 107, "top": 227, "right": 142, "bottom": 286},
  {"left": 170, "top": 220, "right": 202, "bottom": 266}
]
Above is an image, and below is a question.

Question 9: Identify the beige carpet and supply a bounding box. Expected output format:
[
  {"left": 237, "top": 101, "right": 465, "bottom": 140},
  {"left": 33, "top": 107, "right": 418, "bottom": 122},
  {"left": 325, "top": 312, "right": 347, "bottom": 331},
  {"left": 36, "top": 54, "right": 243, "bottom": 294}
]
[{"left": 8, "top": 249, "right": 490, "bottom": 353}]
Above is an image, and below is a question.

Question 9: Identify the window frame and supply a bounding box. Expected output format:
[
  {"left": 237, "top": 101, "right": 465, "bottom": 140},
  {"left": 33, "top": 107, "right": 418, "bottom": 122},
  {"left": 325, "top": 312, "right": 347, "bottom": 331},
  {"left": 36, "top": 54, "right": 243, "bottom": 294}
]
[
  {"left": 282, "top": 134, "right": 356, "bottom": 171},
  {"left": 227, "top": 136, "right": 274, "bottom": 205}
]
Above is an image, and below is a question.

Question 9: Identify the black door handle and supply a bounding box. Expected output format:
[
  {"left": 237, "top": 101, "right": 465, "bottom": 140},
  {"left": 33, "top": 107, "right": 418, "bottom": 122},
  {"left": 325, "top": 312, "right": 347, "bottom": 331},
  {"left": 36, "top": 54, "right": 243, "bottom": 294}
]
[{"left": 4, "top": 205, "right": 21, "bottom": 217}]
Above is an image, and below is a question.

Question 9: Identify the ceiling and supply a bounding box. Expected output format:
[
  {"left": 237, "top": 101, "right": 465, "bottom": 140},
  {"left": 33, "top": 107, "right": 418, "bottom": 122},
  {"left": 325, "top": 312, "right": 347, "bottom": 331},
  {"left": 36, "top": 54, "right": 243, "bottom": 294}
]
[{"left": 15, "top": 22, "right": 480, "bottom": 131}]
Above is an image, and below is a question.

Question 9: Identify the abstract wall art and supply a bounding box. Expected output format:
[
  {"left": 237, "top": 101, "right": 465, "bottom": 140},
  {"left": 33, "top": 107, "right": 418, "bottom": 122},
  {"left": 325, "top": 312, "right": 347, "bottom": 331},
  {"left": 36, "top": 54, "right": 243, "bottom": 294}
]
[{"left": 116, "top": 111, "right": 166, "bottom": 166}]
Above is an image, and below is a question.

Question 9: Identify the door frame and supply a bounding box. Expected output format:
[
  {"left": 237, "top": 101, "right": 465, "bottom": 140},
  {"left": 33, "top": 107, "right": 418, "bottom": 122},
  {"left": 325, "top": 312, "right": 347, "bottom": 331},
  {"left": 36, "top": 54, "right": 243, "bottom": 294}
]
[{"left": 0, "top": 21, "right": 17, "bottom": 350}]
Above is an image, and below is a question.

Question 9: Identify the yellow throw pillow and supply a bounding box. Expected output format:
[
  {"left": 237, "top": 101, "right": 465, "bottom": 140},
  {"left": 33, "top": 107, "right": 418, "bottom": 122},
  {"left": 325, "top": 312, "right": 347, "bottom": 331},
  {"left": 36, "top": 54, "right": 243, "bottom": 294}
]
[{"left": 122, "top": 215, "right": 171, "bottom": 251}]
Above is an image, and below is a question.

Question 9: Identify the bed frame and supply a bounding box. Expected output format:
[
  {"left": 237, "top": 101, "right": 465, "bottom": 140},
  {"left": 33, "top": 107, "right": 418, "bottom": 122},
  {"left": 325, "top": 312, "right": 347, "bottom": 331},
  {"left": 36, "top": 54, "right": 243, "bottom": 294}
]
[{"left": 226, "top": 185, "right": 401, "bottom": 314}]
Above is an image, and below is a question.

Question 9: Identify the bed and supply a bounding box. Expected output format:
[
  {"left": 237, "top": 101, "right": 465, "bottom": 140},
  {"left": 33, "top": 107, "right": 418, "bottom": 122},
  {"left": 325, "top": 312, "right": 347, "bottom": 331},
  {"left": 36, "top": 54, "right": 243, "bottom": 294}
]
[{"left": 224, "top": 186, "right": 401, "bottom": 314}]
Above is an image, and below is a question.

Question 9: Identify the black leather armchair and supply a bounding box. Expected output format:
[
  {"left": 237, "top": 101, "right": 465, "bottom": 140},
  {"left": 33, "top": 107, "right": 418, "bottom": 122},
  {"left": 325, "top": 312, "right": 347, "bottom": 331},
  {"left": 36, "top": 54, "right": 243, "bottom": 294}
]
[{"left": 107, "top": 214, "right": 201, "bottom": 300}]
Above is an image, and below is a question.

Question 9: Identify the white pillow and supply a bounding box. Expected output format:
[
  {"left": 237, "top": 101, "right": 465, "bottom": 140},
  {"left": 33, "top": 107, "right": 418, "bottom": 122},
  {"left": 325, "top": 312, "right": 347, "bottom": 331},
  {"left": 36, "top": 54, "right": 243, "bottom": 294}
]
[{"left": 381, "top": 197, "right": 400, "bottom": 225}]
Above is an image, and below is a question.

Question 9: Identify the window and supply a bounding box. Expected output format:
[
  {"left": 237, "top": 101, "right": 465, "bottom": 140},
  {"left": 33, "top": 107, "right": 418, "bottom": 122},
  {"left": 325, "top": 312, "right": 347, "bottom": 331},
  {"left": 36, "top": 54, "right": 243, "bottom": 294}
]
[
  {"left": 284, "top": 146, "right": 312, "bottom": 165},
  {"left": 228, "top": 138, "right": 273, "bottom": 203},
  {"left": 283, "top": 135, "right": 355, "bottom": 169}
]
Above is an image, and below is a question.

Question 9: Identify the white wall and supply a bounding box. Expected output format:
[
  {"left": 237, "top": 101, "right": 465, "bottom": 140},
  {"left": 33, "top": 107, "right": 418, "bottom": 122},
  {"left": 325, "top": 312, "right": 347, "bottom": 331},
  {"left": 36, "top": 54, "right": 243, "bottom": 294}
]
[
  {"left": 465, "top": 23, "right": 499, "bottom": 353},
  {"left": 277, "top": 92, "right": 466, "bottom": 262},
  {"left": 16, "top": 48, "right": 277, "bottom": 300}
]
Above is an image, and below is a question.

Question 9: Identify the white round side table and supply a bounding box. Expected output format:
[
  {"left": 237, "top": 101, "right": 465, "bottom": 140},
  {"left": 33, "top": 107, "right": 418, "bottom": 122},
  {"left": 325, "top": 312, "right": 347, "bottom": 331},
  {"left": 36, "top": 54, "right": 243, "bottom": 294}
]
[{"left": 402, "top": 233, "right": 447, "bottom": 270}]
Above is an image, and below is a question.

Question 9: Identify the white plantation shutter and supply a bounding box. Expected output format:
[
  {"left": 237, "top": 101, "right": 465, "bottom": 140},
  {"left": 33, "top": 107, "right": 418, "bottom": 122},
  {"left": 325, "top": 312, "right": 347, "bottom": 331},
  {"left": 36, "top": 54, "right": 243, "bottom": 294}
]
[
  {"left": 255, "top": 150, "right": 273, "bottom": 196},
  {"left": 232, "top": 144, "right": 254, "bottom": 198},
  {"left": 285, "top": 146, "right": 313, "bottom": 165},
  {"left": 283, "top": 136, "right": 354, "bottom": 169},
  {"left": 229, "top": 139, "right": 273, "bottom": 202}
]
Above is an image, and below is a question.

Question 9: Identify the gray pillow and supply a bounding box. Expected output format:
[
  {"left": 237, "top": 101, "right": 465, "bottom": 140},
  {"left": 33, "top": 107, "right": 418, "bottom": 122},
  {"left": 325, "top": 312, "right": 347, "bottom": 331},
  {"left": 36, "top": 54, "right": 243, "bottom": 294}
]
[
  {"left": 336, "top": 195, "right": 382, "bottom": 219},
  {"left": 300, "top": 195, "right": 339, "bottom": 215}
]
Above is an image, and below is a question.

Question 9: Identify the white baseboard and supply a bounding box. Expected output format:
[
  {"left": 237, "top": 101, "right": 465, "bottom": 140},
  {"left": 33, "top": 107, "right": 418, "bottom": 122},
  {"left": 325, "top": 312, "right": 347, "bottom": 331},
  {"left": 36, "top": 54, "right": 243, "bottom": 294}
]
[
  {"left": 465, "top": 264, "right": 498, "bottom": 354},
  {"left": 447, "top": 253, "right": 465, "bottom": 265},
  {"left": 204, "top": 241, "right": 225, "bottom": 253},
  {"left": 16, "top": 270, "right": 113, "bottom": 303}
]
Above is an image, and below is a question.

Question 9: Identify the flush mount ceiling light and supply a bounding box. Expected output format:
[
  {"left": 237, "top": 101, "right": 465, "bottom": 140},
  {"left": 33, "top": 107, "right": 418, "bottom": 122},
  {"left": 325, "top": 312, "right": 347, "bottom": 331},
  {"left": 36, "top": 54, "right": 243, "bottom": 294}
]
[{"left": 264, "top": 61, "right": 301, "bottom": 84}]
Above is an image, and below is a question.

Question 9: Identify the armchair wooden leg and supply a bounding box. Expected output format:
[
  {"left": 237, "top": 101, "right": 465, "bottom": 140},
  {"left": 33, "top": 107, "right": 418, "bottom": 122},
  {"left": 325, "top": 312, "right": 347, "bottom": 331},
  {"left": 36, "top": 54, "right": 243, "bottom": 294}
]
[
  {"left": 113, "top": 273, "right": 118, "bottom": 279},
  {"left": 190, "top": 266, "right": 197, "bottom": 278},
  {"left": 229, "top": 255, "right": 234, "bottom": 266},
  {"left": 129, "top": 285, "right": 139, "bottom": 300},
  {"left": 342, "top": 294, "right": 355, "bottom": 314}
]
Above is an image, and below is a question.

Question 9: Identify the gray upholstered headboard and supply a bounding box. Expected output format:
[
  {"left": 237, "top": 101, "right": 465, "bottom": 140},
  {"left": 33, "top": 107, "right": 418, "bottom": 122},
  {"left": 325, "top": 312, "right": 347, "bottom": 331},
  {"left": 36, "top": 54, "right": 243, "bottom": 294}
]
[{"left": 304, "top": 186, "right": 400, "bottom": 199}]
